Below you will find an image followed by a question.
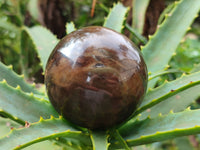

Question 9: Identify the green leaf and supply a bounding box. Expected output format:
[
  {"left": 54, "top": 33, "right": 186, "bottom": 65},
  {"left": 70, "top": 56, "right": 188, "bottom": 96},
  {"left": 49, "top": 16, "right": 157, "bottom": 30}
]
[
  {"left": 0, "top": 18, "right": 20, "bottom": 33},
  {"left": 142, "top": 0, "right": 200, "bottom": 87},
  {"left": 28, "top": 0, "right": 40, "bottom": 21},
  {"left": 0, "top": 117, "right": 20, "bottom": 138},
  {"left": 0, "top": 110, "right": 24, "bottom": 125},
  {"left": 134, "top": 71, "right": 200, "bottom": 116},
  {"left": 111, "top": 109, "right": 200, "bottom": 148},
  {"left": 109, "top": 129, "right": 130, "bottom": 150},
  {"left": 0, "top": 80, "right": 58, "bottom": 123},
  {"left": 20, "top": 30, "right": 43, "bottom": 79},
  {"left": 24, "top": 26, "right": 59, "bottom": 70},
  {"left": 99, "top": 2, "right": 147, "bottom": 44},
  {"left": 103, "top": 2, "right": 129, "bottom": 32},
  {"left": 0, "top": 61, "right": 42, "bottom": 95},
  {"left": 0, "top": 117, "right": 90, "bottom": 150},
  {"left": 66, "top": 22, "right": 76, "bottom": 34},
  {"left": 158, "top": 3, "right": 176, "bottom": 25},
  {"left": 125, "top": 24, "right": 147, "bottom": 45},
  {"left": 24, "top": 141, "right": 62, "bottom": 150},
  {"left": 139, "top": 84, "right": 200, "bottom": 120},
  {"left": 148, "top": 69, "right": 182, "bottom": 81},
  {"left": 90, "top": 131, "right": 109, "bottom": 150},
  {"left": 132, "top": 0, "right": 150, "bottom": 34}
]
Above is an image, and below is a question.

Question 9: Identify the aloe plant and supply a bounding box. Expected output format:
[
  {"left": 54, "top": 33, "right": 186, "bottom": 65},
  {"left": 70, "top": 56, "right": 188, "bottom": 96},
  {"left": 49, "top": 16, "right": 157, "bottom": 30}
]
[{"left": 0, "top": 0, "right": 200, "bottom": 149}]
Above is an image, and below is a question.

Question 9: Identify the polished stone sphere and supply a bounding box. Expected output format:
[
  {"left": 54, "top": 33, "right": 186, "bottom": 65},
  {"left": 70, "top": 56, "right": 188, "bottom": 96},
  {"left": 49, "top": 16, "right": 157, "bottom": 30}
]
[{"left": 45, "top": 26, "right": 148, "bottom": 130}]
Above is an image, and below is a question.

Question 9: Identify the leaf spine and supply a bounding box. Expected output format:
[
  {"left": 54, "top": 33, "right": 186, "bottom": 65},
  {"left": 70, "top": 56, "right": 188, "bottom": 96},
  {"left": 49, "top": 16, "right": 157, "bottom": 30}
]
[
  {"left": 13, "top": 116, "right": 18, "bottom": 120},
  {"left": 32, "top": 82, "right": 36, "bottom": 87},
  {"left": 165, "top": 65, "right": 170, "bottom": 69},
  {"left": 186, "top": 27, "right": 191, "bottom": 31},
  {"left": 50, "top": 115, "right": 54, "bottom": 119},
  {"left": 1, "top": 79, "right": 7, "bottom": 84},
  {"left": 156, "top": 131, "right": 161, "bottom": 134},
  {"left": 140, "top": 45, "right": 145, "bottom": 50},
  {"left": 172, "top": 52, "right": 176, "bottom": 56},
  {"left": 185, "top": 106, "right": 191, "bottom": 111},
  {"left": 16, "top": 85, "right": 21, "bottom": 90},
  {"left": 147, "top": 115, "right": 151, "bottom": 119},
  {"left": 67, "top": 141, "right": 72, "bottom": 146},
  {"left": 169, "top": 110, "right": 174, "bottom": 114},
  {"left": 19, "top": 74, "right": 24, "bottom": 78},
  {"left": 29, "top": 92, "right": 34, "bottom": 97},
  {"left": 148, "top": 35, "right": 153, "bottom": 40},
  {"left": 39, "top": 116, "right": 44, "bottom": 122},
  {"left": 8, "top": 65, "right": 13, "bottom": 70}
]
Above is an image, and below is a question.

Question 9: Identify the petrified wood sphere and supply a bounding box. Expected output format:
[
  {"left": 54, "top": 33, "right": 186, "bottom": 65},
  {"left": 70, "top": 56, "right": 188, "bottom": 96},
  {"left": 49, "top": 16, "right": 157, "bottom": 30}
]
[{"left": 45, "top": 26, "right": 148, "bottom": 130}]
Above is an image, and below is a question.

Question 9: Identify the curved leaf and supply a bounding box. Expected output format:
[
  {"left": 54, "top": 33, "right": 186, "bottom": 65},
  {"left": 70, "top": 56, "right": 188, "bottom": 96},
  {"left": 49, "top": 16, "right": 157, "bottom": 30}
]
[
  {"left": 0, "top": 80, "right": 58, "bottom": 123},
  {"left": 0, "top": 117, "right": 90, "bottom": 150},
  {"left": 0, "top": 117, "right": 20, "bottom": 138},
  {"left": 66, "top": 22, "right": 76, "bottom": 34},
  {"left": 132, "top": 0, "right": 150, "bottom": 34},
  {"left": 135, "top": 71, "right": 200, "bottom": 115},
  {"left": 142, "top": 0, "right": 200, "bottom": 87},
  {"left": 103, "top": 2, "right": 129, "bottom": 32},
  {"left": 0, "top": 62, "right": 43, "bottom": 95},
  {"left": 24, "top": 26, "right": 59, "bottom": 70},
  {"left": 90, "top": 131, "right": 109, "bottom": 150},
  {"left": 111, "top": 109, "right": 200, "bottom": 148},
  {"left": 139, "top": 84, "right": 200, "bottom": 120}
]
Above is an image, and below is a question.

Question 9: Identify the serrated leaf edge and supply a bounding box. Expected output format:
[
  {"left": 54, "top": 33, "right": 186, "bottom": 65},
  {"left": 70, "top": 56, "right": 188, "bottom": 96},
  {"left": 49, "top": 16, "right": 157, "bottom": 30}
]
[{"left": 134, "top": 71, "right": 200, "bottom": 116}]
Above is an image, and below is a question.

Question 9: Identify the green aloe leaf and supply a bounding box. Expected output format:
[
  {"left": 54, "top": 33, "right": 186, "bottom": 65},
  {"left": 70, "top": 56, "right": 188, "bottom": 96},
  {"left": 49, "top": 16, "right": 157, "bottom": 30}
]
[
  {"left": 20, "top": 30, "right": 42, "bottom": 79},
  {"left": 28, "top": 0, "right": 40, "bottom": 21},
  {"left": 125, "top": 24, "right": 147, "bottom": 45},
  {"left": 103, "top": 2, "right": 129, "bottom": 32},
  {"left": 148, "top": 69, "right": 182, "bottom": 81},
  {"left": 66, "top": 22, "right": 76, "bottom": 34},
  {"left": 24, "top": 141, "right": 62, "bottom": 150},
  {"left": 24, "top": 26, "right": 59, "bottom": 70},
  {"left": 0, "top": 80, "right": 58, "bottom": 123},
  {"left": 90, "top": 131, "right": 109, "bottom": 150},
  {"left": 0, "top": 61, "right": 42, "bottom": 95},
  {"left": 110, "top": 109, "right": 200, "bottom": 149},
  {"left": 0, "top": 117, "right": 20, "bottom": 138},
  {"left": 142, "top": 0, "right": 200, "bottom": 87},
  {"left": 0, "top": 117, "right": 90, "bottom": 150},
  {"left": 139, "top": 84, "right": 200, "bottom": 120},
  {"left": 132, "top": 0, "right": 150, "bottom": 34},
  {"left": 158, "top": 3, "right": 176, "bottom": 25},
  {"left": 109, "top": 129, "right": 130, "bottom": 150},
  {"left": 135, "top": 71, "right": 200, "bottom": 115}
]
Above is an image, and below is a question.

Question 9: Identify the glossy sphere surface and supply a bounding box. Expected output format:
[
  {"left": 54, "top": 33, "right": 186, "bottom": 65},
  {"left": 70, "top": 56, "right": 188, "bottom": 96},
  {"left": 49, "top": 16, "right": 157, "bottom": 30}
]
[{"left": 45, "top": 26, "right": 148, "bottom": 130}]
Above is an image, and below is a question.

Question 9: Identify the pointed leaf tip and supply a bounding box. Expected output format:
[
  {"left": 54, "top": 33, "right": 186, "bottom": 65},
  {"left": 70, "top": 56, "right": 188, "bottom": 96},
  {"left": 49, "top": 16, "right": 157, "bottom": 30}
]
[
  {"left": 8, "top": 65, "right": 13, "bottom": 70},
  {"left": 1, "top": 79, "right": 7, "bottom": 84},
  {"left": 103, "top": 2, "right": 129, "bottom": 32},
  {"left": 169, "top": 110, "right": 174, "bottom": 114}
]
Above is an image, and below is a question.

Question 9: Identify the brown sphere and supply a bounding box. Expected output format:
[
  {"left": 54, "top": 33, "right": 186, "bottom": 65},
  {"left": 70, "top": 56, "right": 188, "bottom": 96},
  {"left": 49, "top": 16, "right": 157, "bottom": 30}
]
[{"left": 45, "top": 26, "right": 148, "bottom": 130}]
